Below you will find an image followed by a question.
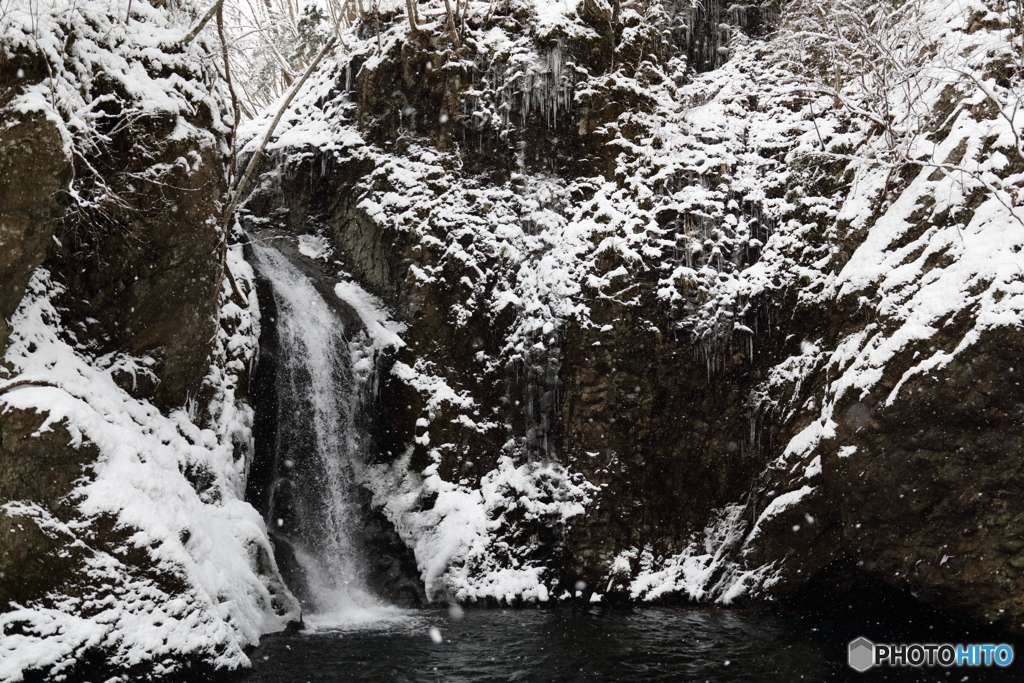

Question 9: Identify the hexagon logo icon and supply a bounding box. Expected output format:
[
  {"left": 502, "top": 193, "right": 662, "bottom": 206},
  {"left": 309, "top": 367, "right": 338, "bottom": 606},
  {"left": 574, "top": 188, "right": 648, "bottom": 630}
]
[{"left": 848, "top": 637, "right": 875, "bottom": 672}]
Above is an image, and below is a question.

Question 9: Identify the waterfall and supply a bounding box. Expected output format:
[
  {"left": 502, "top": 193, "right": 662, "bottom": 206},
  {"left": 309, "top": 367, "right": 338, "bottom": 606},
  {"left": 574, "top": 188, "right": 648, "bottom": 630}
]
[{"left": 250, "top": 241, "right": 385, "bottom": 624}]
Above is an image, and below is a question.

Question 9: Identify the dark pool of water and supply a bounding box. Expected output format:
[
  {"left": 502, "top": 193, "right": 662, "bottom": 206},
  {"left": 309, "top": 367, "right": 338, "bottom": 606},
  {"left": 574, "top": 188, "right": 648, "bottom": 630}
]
[{"left": 239, "top": 606, "right": 1021, "bottom": 682}]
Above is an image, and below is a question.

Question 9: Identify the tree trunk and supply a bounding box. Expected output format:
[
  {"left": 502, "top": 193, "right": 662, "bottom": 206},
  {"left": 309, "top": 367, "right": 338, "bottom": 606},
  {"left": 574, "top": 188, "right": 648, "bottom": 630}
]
[{"left": 406, "top": 0, "right": 419, "bottom": 33}]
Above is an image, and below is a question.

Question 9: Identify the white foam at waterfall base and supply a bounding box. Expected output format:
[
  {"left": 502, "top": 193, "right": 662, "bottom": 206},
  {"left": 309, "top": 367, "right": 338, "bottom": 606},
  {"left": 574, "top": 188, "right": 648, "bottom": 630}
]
[
  {"left": 291, "top": 547, "right": 410, "bottom": 631},
  {"left": 251, "top": 241, "right": 405, "bottom": 629}
]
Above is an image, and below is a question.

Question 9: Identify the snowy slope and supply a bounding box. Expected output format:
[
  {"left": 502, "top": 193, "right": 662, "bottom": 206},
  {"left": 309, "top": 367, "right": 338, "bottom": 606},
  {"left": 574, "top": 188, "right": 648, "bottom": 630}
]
[{"left": 1, "top": 253, "right": 294, "bottom": 681}]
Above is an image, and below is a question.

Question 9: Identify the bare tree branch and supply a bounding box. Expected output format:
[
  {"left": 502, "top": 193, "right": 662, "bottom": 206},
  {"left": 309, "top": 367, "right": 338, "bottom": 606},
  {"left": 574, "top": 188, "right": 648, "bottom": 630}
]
[
  {"left": 222, "top": 34, "right": 338, "bottom": 225},
  {"left": 177, "top": 0, "right": 226, "bottom": 49},
  {"left": 218, "top": 1, "right": 241, "bottom": 187},
  {"left": 442, "top": 0, "right": 460, "bottom": 45},
  {"left": 215, "top": 33, "right": 337, "bottom": 306},
  {"left": 0, "top": 379, "right": 62, "bottom": 396}
]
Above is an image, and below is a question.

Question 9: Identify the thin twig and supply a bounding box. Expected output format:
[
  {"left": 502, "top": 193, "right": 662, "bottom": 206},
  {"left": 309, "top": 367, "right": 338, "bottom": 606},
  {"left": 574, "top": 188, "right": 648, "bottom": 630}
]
[{"left": 921, "top": 160, "right": 1024, "bottom": 230}]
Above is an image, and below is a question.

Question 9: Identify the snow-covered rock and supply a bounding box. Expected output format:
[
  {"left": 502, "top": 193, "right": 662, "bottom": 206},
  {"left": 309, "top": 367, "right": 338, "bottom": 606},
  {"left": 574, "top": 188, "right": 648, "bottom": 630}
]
[
  {"left": 0, "top": 2, "right": 298, "bottom": 680},
  {"left": 241, "top": 0, "right": 1024, "bottom": 630}
]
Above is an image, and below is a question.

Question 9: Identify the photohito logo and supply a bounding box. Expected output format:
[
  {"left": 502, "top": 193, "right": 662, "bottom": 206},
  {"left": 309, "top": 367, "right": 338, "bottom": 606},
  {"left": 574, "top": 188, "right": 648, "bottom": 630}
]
[{"left": 848, "top": 637, "right": 1014, "bottom": 671}]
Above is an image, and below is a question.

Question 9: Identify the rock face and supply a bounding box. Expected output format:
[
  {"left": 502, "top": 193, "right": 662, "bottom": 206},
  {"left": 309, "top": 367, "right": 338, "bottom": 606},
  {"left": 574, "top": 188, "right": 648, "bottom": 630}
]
[
  {"left": 752, "top": 329, "right": 1024, "bottom": 621},
  {"left": 243, "top": 0, "right": 783, "bottom": 602},
  {"left": 557, "top": 300, "right": 767, "bottom": 583},
  {"left": 49, "top": 117, "right": 226, "bottom": 411},
  {"left": 0, "top": 410, "right": 98, "bottom": 607},
  {"left": 241, "top": 0, "right": 1024, "bottom": 632},
  {"left": 0, "top": 79, "right": 71, "bottom": 355},
  {"left": 0, "top": 2, "right": 298, "bottom": 680}
]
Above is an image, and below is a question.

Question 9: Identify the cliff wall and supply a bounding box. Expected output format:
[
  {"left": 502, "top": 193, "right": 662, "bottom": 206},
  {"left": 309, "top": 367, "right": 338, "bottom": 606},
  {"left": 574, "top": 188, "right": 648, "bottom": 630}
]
[
  {"left": 0, "top": 3, "right": 297, "bottom": 680},
  {"left": 241, "top": 0, "right": 1024, "bottom": 631}
]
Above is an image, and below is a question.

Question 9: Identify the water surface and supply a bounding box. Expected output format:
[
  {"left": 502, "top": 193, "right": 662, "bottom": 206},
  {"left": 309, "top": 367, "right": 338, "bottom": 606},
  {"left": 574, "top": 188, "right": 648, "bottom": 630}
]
[{"left": 240, "top": 606, "right": 1019, "bottom": 682}]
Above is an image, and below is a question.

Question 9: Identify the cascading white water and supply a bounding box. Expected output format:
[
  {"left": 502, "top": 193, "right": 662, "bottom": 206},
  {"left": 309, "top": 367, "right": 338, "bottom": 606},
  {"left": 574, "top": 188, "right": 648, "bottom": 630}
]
[{"left": 250, "top": 241, "right": 390, "bottom": 625}]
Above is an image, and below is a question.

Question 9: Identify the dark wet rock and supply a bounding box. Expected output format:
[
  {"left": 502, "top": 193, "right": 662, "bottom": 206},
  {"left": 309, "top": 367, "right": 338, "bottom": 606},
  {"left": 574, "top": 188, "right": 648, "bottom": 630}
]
[
  {"left": 557, "top": 296, "right": 769, "bottom": 586},
  {"left": 0, "top": 84, "right": 72, "bottom": 355},
  {"left": 743, "top": 326, "right": 1024, "bottom": 630},
  {"left": 45, "top": 113, "right": 226, "bottom": 411},
  {"left": 0, "top": 408, "right": 95, "bottom": 606}
]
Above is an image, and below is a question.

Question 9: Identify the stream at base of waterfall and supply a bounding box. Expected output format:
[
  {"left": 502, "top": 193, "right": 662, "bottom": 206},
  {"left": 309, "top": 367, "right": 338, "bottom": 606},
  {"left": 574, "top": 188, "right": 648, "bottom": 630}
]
[{"left": 239, "top": 606, "right": 1022, "bottom": 683}]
